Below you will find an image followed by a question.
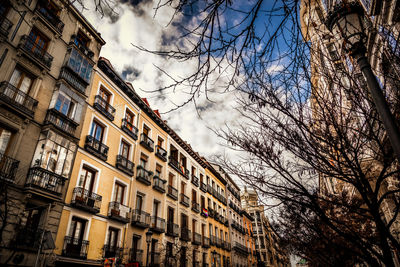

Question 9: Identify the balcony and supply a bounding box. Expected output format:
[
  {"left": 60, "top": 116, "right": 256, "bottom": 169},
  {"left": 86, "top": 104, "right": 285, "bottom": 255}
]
[
  {"left": 25, "top": 167, "right": 65, "bottom": 200},
  {"left": 167, "top": 185, "right": 178, "bottom": 200},
  {"left": 210, "top": 235, "right": 216, "bottom": 246},
  {"left": 0, "top": 15, "right": 13, "bottom": 39},
  {"left": 84, "top": 135, "right": 108, "bottom": 161},
  {"left": 207, "top": 184, "right": 212, "bottom": 193},
  {"left": 168, "top": 157, "right": 189, "bottom": 178},
  {"left": 35, "top": 1, "right": 64, "bottom": 34},
  {"left": 18, "top": 35, "right": 53, "bottom": 69},
  {"left": 150, "top": 216, "right": 166, "bottom": 233},
  {"left": 180, "top": 227, "right": 191, "bottom": 241},
  {"left": 136, "top": 165, "right": 152, "bottom": 185},
  {"left": 93, "top": 95, "right": 115, "bottom": 121},
  {"left": 191, "top": 201, "right": 200, "bottom": 213},
  {"left": 200, "top": 207, "right": 208, "bottom": 218},
  {"left": 44, "top": 108, "right": 78, "bottom": 137},
  {"left": 121, "top": 118, "right": 138, "bottom": 140},
  {"left": 62, "top": 236, "right": 89, "bottom": 259},
  {"left": 116, "top": 155, "right": 134, "bottom": 176},
  {"left": 108, "top": 201, "right": 130, "bottom": 223},
  {"left": 131, "top": 209, "right": 151, "bottom": 228},
  {"left": 180, "top": 193, "right": 190, "bottom": 207},
  {"left": 192, "top": 233, "right": 201, "bottom": 245},
  {"left": 202, "top": 237, "right": 210, "bottom": 248},
  {"left": 103, "top": 245, "right": 122, "bottom": 259},
  {"left": 216, "top": 237, "right": 221, "bottom": 248},
  {"left": 129, "top": 249, "right": 143, "bottom": 265},
  {"left": 200, "top": 182, "right": 207, "bottom": 192},
  {"left": 191, "top": 175, "right": 199, "bottom": 187},
  {"left": 0, "top": 152, "right": 19, "bottom": 182},
  {"left": 71, "top": 187, "right": 102, "bottom": 214},
  {"left": 208, "top": 208, "right": 215, "bottom": 218},
  {"left": 153, "top": 175, "right": 166, "bottom": 193},
  {"left": 0, "top": 81, "right": 38, "bottom": 117},
  {"left": 166, "top": 222, "right": 179, "bottom": 237},
  {"left": 140, "top": 134, "right": 154, "bottom": 152},
  {"left": 155, "top": 145, "right": 167, "bottom": 161},
  {"left": 233, "top": 242, "right": 249, "bottom": 255},
  {"left": 58, "top": 67, "right": 87, "bottom": 94}
]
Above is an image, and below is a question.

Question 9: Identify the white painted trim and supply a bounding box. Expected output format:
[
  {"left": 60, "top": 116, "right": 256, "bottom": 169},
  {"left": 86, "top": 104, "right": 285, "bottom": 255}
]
[
  {"left": 74, "top": 159, "right": 102, "bottom": 194},
  {"left": 104, "top": 223, "right": 124, "bottom": 247},
  {"left": 123, "top": 104, "right": 138, "bottom": 126},
  {"left": 111, "top": 177, "right": 130, "bottom": 205},
  {"left": 88, "top": 113, "right": 109, "bottom": 146},
  {"left": 96, "top": 80, "right": 114, "bottom": 106},
  {"left": 65, "top": 210, "right": 93, "bottom": 241},
  {"left": 118, "top": 135, "right": 134, "bottom": 162}
]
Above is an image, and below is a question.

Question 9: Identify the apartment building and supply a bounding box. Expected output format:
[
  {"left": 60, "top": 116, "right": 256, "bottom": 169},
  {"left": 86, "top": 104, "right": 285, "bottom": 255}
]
[
  {"left": 242, "top": 210, "right": 256, "bottom": 267},
  {"left": 0, "top": 0, "right": 104, "bottom": 265},
  {"left": 241, "top": 188, "right": 289, "bottom": 267}
]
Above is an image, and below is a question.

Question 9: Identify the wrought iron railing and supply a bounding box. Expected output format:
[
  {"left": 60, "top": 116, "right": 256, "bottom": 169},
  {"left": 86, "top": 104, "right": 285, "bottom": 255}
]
[
  {"left": 0, "top": 15, "right": 13, "bottom": 38},
  {"left": 84, "top": 135, "right": 109, "bottom": 161},
  {"left": 62, "top": 236, "right": 89, "bottom": 259},
  {"left": 180, "top": 227, "right": 191, "bottom": 241},
  {"left": 153, "top": 175, "right": 166, "bottom": 193},
  {"left": 116, "top": 155, "right": 134, "bottom": 176},
  {"left": 44, "top": 108, "right": 78, "bottom": 136},
  {"left": 121, "top": 118, "right": 138, "bottom": 140},
  {"left": 103, "top": 244, "right": 122, "bottom": 259},
  {"left": 150, "top": 216, "right": 166, "bottom": 233},
  {"left": 71, "top": 187, "right": 102, "bottom": 213},
  {"left": 136, "top": 165, "right": 152, "bottom": 185},
  {"left": 166, "top": 222, "right": 179, "bottom": 237},
  {"left": 0, "top": 152, "right": 19, "bottom": 182},
  {"left": 200, "top": 182, "right": 207, "bottom": 192},
  {"left": 191, "top": 175, "right": 199, "bottom": 186},
  {"left": 167, "top": 185, "right": 178, "bottom": 200},
  {"left": 192, "top": 201, "right": 200, "bottom": 213},
  {"left": 129, "top": 249, "right": 143, "bottom": 265},
  {"left": 131, "top": 209, "right": 151, "bottom": 228},
  {"left": 94, "top": 95, "right": 115, "bottom": 121},
  {"left": 0, "top": 81, "right": 37, "bottom": 117},
  {"left": 108, "top": 201, "right": 130, "bottom": 223},
  {"left": 36, "top": 2, "right": 64, "bottom": 33},
  {"left": 25, "top": 167, "right": 65, "bottom": 196},
  {"left": 155, "top": 145, "right": 167, "bottom": 161},
  {"left": 192, "top": 232, "right": 201, "bottom": 245},
  {"left": 140, "top": 134, "right": 154, "bottom": 152},
  {"left": 180, "top": 193, "right": 190, "bottom": 207},
  {"left": 58, "top": 67, "right": 87, "bottom": 94}
]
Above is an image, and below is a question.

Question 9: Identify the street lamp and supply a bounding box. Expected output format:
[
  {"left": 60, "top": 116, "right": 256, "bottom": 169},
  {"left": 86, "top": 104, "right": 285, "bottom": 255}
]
[
  {"left": 326, "top": 2, "right": 400, "bottom": 162},
  {"left": 145, "top": 230, "right": 153, "bottom": 267}
]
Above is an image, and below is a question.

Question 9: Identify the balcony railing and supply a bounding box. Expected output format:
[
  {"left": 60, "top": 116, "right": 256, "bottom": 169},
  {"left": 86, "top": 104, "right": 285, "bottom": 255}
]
[
  {"left": 58, "top": 67, "right": 87, "bottom": 94},
  {"left": 25, "top": 167, "right": 65, "bottom": 198},
  {"left": 155, "top": 145, "right": 167, "bottom": 161},
  {"left": 233, "top": 242, "right": 249, "bottom": 255},
  {"left": 207, "top": 184, "right": 212, "bottom": 193},
  {"left": 0, "top": 152, "right": 19, "bottom": 182},
  {"left": 192, "top": 233, "right": 201, "bottom": 245},
  {"left": 121, "top": 118, "right": 138, "bottom": 140},
  {"left": 44, "top": 108, "right": 78, "bottom": 136},
  {"left": 84, "top": 135, "right": 109, "bottom": 161},
  {"left": 94, "top": 95, "right": 115, "bottom": 121},
  {"left": 167, "top": 185, "right": 178, "bottom": 200},
  {"left": 210, "top": 235, "right": 216, "bottom": 246},
  {"left": 153, "top": 175, "right": 166, "bottom": 193},
  {"left": 191, "top": 201, "right": 200, "bottom": 213},
  {"left": 180, "top": 227, "right": 191, "bottom": 241},
  {"left": 129, "top": 249, "right": 143, "bottom": 265},
  {"left": 216, "top": 237, "right": 221, "bottom": 248},
  {"left": 136, "top": 165, "right": 152, "bottom": 185},
  {"left": 70, "top": 34, "right": 94, "bottom": 59},
  {"left": 150, "top": 216, "right": 166, "bottom": 233},
  {"left": 131, "top": 209, "right": 151, "bottom": 228},
  {"left": 116, "top": 155, "right": 134, "bottom": 176},
  {"left": 62, "top": 236, "right": 89, "bottom": 259},
  {"left": 191, "top": 175, "right": 199, "bottom": 187},
  {"left": 0, "top": 81, "right": 37, "bottom": 117},
  {"left": 103, "top": 245, "right": 122, "bottom": 259},
  {"left": 180, "top": 193, "right": 190, "bottom": 207},
  {"left": 202, "top": 236, "right": 210, "bottom": 248},
  {"left": 35, "top": 2, "right": 64, "bottom": 33},
  {"left": 200, "top": 182, "right": 207, "bottom": 192},
  {"left": 71, "top": 187, "right": 102, "bottom": 214},
  {"left": 19, "top": 35, "right": 53, "bottom": 69},
  {"left": 166, "top": 222, "right": 179, "bottom": 237},
  {"left": 140, "top": 134, "right": 154, "bottom": 152},
  {"left": 168, "top": 157, "right": 189, "bottom": 178},
  {"left": 0, "top": 15, "right": 13, "bottom": 38},
  {"left": 108, "top": 202, "right": 130, "bottom": 223}
]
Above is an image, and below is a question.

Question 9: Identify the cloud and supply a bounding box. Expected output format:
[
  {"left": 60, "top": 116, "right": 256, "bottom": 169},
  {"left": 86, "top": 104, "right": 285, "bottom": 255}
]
[{"left": 121, "top": 65, "right": 141, "bottom": 80}]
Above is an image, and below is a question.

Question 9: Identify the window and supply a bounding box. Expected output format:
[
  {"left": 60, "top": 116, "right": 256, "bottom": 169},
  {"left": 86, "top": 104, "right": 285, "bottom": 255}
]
[
  {"left": 155, "top": 164, "right": 162, "bottom": 177},
  {"left": 136, "top": 194, "right": 143, "bottom": 211},
  {"left": 22, "top": 204, "right": 43, "bottom": 231},
  {"left": 114, "top": 182, "right": 125, "bottom": 203},
  {"left": 28, "top": 28, "right": 49, "bottom": 55},
  {"left": 180, "top": 154, "right": 186, "bottom": 169},
  {"left": 181, "top": 213, "right": 188, "bottom": 228},
  {"left": 200, "top": 173, "right": 203, "bottom": 183},
  {"left": 209, "top": 224, "right": 212, "bottom": 237},
  {"left": 8, "top": 67, "right": 34, "bottom": 103},
  {"left": 99, "top": 86, "right": 111, "bottom": 103},
  {"left": 74, "top": 30, "right": 90, "bottom": 49},
  {"left": 168, "top": 172, "right": 174, "bottom": 186},
  {"left": 157, "top": 137, "right": 163, "bottom": 147},
  {"left": 68, "top": 216, "right": 87, "bottom": 240},
  {"left": 31, "top": 130, "right": 76, "bottom": 177},
  {"left": 66, "top": 48, "right": 93, "bottom": 82},
  {"left": 191, "top": 166, "right": 196, "bottom": 176},
  {"left": 90, "top": 120, "right": 105, "bottom": 142},
  {"left": 106, "top": 227, "right": 119, "bottom": 248},
  {"left": 143, "top": 124, "right": 150, "bottom": 136},
  {"left": 125, "top": 109, "right": 135, "bottom": 127},
  {"left": 140, "top": 153, "right": 148, "bottom": 168},
  {"left": 192, "top": 190, "right": 197, "bottom": 203},
  {"left": 201, "top": 196, "right": 205, "bottom": 209},
  {"left": 120, "top": 140, "right": 130, "bottom": 158},
  {"left": 167, "top": 207, "right": 174, "bottom": 223},
  {"left": 0, "top": 126, "right": 14, "bottom": 155},
  {"left": 78, "top": 166, "right": 96, "bottom": 192},
  {"left": 131, "top": 236, "right": 141, "bottom": 261},
  {"left": 192, "top": 219, "right": 196, "bottom": 233},
  {"left": 181, "top": 182, "right": 186, "bottom": 194},
  {"left": 153, "top": 200, "right": 160, "bottom": 217},
  {"left": 55, "top": 92, "right": 76, "bottom": 118}
]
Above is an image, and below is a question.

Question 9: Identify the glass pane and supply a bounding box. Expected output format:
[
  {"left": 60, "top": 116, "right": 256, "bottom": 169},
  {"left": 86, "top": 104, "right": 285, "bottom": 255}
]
[
  {"left": 62, "top": 151, "right": 73, "bottom": 177},
  {"left": 55, "top": 146, "right": 66, "bottom": 175},
  {"left": 0, "top": 128, "right": 12, "bottom": 155}
]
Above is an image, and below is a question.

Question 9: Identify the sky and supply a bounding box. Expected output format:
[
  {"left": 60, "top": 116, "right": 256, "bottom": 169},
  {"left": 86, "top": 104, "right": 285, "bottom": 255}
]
[{"left": 79, "top": 0, "right": 245, "bottom": 163}]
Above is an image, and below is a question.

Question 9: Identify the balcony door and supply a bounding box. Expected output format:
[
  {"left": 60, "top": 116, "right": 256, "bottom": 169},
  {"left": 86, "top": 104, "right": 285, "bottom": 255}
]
[
  {"left": 8, "top": 67, "right": 34, "bottom": 104},
  {"left": 90, "top": 120, "right": 104, "bottom": 142},
  {"left": 67, "top": 217, "right": 87, "bottom": 256},
  {"left": 167, "top": 207, "right": 174, "bottom": 223},
  {"left": 106, "top": 227, "right": 119, "bottom": 250},
  {"left": 114, "top": 182, "right": 125, "bottom": 204},
  {"left": 125, "top": 109, "right": 135, "bottom": 130},
  {"left": 120, "top": 140, "right": 130, "bottom": 159},
  {"left": 28, "top": 29, "right": 49, "bottom": 56},
  {"left": 78, "top": 167, "right": 95, "bottom": 198}
]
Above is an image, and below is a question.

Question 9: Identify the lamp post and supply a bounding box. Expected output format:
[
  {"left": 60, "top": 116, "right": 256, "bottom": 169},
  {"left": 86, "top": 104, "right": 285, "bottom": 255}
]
[
  {"left": 326, "top": 2, "right": 400, "bottom": 163},
  {"left": 145, "top": 230, "right": 153, "bottom": 267}
]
